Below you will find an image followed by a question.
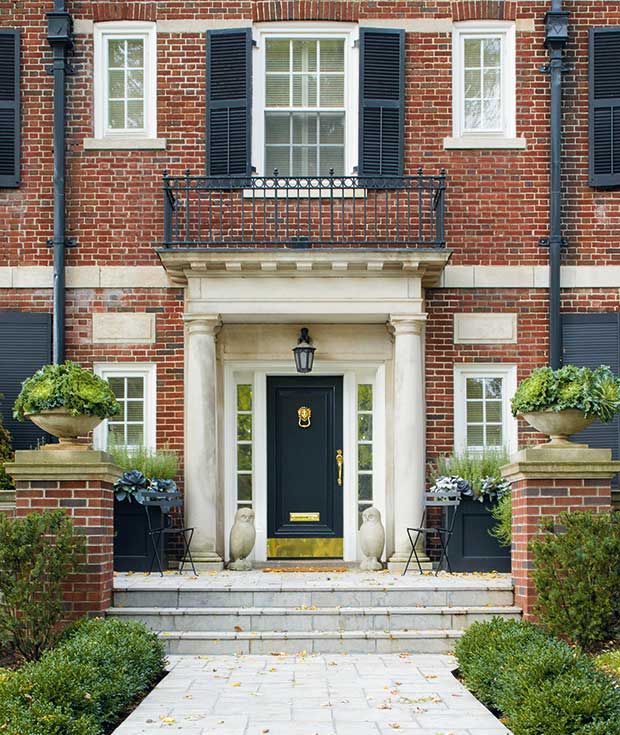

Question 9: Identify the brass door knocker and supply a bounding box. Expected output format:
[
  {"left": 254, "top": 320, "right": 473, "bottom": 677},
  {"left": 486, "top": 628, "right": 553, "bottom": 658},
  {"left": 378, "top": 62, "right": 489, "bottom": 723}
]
[{"left": 297, "top": 406, "right": 311, "bottom": 428}]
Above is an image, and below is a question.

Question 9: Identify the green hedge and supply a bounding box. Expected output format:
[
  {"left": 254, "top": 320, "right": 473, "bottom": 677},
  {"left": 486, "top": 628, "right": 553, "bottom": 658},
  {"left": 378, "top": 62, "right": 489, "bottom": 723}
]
[
  {"left": 455, "top": 618, "right": 620, "bottom": 735},
  {"left": 0, "top": 618, "right": 166, "bottom": 735}
]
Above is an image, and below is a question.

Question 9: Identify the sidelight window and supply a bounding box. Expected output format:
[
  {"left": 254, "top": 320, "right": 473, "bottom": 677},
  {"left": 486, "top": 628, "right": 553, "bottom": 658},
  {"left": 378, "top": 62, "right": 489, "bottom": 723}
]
[
  {"left": 357, "top": 383, "right": 373, "bottom": 527},
  {"left": 236, "top": 384, "right": 253, "bottom": 510}
]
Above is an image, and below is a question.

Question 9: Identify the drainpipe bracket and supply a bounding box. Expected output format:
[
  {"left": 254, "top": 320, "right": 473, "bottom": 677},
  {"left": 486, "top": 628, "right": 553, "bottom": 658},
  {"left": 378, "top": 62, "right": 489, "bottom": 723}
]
[
  {"left": 46, "top": 238, "right": 76, "bottom": 249},
  {"left": 539, "top": 237, "right": 567, "bottom": 249}
]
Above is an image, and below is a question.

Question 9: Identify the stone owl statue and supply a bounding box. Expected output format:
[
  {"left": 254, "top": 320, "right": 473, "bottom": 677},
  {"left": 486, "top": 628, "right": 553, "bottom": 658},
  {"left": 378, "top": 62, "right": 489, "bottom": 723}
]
[
  {"left": 359, "top": 506, "right": 385, "bottom": 571},
  {"left": 229, "top": 507, "right": 256, "bottom": 571}
]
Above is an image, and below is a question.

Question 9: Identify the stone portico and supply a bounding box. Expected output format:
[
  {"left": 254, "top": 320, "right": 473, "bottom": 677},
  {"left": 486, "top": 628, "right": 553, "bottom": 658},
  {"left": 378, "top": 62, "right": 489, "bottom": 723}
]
[{"left": 159, "top": 249, "right": 451, "bottom": 570}]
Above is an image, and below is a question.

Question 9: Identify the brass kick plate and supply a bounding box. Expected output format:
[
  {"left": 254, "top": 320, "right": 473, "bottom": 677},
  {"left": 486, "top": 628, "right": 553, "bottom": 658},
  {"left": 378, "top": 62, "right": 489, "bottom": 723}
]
[
  {"left": 289, "top": 512, "right": 320, "bottom": 522},
  {"left": 267, "top": 537, "right": 344, "bottom": 558}
]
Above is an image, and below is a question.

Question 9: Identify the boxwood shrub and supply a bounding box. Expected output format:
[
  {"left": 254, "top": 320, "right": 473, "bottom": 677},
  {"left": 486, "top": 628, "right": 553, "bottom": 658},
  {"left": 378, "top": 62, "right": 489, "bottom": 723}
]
[
  {"left": 455, "top": 617, "right": 620, "bottom": 735},
  {"left": 0, "top": 618, "right": 166, "bottom": 735}
]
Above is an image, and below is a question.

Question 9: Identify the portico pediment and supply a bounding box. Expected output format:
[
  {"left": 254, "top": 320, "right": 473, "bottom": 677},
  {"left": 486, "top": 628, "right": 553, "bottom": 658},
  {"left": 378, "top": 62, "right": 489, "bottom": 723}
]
[{"left": 158, "top": 249, "right": 451, "bottom": 323}]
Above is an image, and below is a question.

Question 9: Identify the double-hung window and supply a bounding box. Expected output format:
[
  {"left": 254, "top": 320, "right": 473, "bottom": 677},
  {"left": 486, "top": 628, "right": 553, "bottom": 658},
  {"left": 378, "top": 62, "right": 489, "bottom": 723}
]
[
  {"left": 454, "top": 364, "right": 518, "bottom": 454},
  {"left": 254, "top": 26, "right": 358, "bottom": 176},
  {"left": 449, "top": 22, "right": 520, "bottom": 148},
  {"left": 93, "top": 22, "right": 157, "bottom": 140}
]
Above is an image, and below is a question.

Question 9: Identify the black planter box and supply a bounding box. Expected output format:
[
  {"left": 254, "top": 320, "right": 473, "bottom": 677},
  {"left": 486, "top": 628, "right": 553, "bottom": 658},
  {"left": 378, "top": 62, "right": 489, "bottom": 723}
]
[
  {"left": 114, "top": 497, "right": 166, "bottom": 572},
  {"left": 446, "top": 495, "right": 511, "bottom": 573}
]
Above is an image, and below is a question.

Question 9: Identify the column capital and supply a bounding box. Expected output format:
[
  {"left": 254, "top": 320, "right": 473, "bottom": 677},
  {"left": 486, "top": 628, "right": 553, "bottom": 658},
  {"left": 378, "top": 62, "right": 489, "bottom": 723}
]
[
  {"left": 387, "top": 314, "right": 427, "bottom": 336},
  {"left": 183, "top": 313, "right": 222, "bottom": 336}
]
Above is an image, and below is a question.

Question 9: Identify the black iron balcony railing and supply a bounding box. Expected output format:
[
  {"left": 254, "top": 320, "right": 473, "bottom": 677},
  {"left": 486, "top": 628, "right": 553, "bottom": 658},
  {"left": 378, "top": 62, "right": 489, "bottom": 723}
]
[{"left": 162, "top": 170, "right": 446, "bottom": 249}]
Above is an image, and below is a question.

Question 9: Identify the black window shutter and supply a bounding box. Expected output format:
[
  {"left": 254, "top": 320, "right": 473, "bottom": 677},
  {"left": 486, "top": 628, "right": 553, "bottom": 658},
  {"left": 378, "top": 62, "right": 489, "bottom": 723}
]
[
  {"left": 589, "top": 28, "right": 620, "bottom": 187},
  {"left": 0, "top": 29, "right": 20, "bottom": 188},
  {"left": 358, "top": 28, "right": 405, "bottom": 178},
  {"left": 562, "top": 313, "right": 620, "bottom": 485},
  {"left": 0, "top": 312, "right": 52, "bottom": 450},
  {"left": 206, "top": 28, "right": 252, "bottom": 178}
]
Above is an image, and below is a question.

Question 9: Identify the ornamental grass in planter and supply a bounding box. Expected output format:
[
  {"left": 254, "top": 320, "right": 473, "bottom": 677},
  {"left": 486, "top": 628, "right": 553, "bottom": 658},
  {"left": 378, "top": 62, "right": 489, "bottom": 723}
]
[
  {"left": 511, "top": 364, "right": 620, "bottom": 447},
  {"left": 12, "top": 362, "right": 120, "bottom": 450}
]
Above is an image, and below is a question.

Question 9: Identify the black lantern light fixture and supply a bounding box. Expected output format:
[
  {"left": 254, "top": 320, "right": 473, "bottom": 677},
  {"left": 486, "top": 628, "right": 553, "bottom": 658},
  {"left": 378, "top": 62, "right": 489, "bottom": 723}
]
[{"left": 292, "top": 327, "right": 316, "bottom": 374}]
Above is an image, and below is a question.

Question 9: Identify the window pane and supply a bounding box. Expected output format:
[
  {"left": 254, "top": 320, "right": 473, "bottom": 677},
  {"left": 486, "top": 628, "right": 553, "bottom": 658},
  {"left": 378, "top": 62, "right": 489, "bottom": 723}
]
[
  {"left": 464, "top": 99, "right": 481, "bottom": 129},
  {"left": 126, "top": 100, "right": 143, "bottom": 128},
  {"left": 467, "top": 401, "right": 483, "bottom": 423},
  {"left": 266, "top": 39, "right": 290, "bottom": 72},
  {"left": 237, "top": 474, "right": 252, "bottom": 501},
  {"left": 126, "top": 40, "right": 144, "bottom": 68},
  {"left": 483, "top": 99, "right": 501, "bottom": 129},
  {"left": 464, "top": 38, "right": 481, "bottom": 68},
  {"left": 237, "top": 414, "right": 252, "bottom": 441},
  {"left": 292, "top": 147, "right": 317, "bottom": 176},
  {"left": 266, "top": 75, "right": 290, "bottom": 106},
  {"left": 127, "top": 377, "right": 144, "bottom": 399},
  {"left": 319, "top": 147, "right": 344, "bottom": 176},
  {"left": 265, "top": 113, "right": 290, "bottom": 144},
  {"left": 467, "top": 425, "right": 484, "bottom": 447},
  {"left": 238, "top": 444, "right": 252, "bottom": 471},
  {"left": 265, "top": 147, "right": 290, "bottom": 175},
  {"left": 108, "top": 70, "right": 125, "bottom": 98},
  {"left": 358, "top": 444, "right": 372, "bottom": 471},
  {"left": 108, "top": 424, "right": 125, "bottom": 446},
  {"left": 464, "top": 69, "right": 481, "bottom": 100},
  {"left": 320, "top": 75, "right": 344, "bottom": 107},
  {"left": 293, "top": 74, "right": 317, "bottom": 106},
  {"left": 292, "top": 114, "right": 317, "bottom": 144},
  {"left": 126, "top": 401, "right": 144, "bottom": 422},
  {"left": 358, "top": 414, "right": 372, "bottom": 441},
  {"left": 320, "top": 40, "right": 344, "bottom": 72},
  {"left": 127, "top": 424, "right": 144, "bottom": 446},
  {"left": 483, "top": 69, "right": 501, "bottom": 99},
  {"left": 359, "top": 473, "right": 373, "bottom": 501},
  {"left": 358, "top": 384, "right": 372, "bottom": 411},
  {"left": 108, "top": 377, "right": 125, "bottom": 397},
  {"left": 319, "top": 114, "right": 344, "bottom": 144},
  {"left": 486, "top": 378, "right": 503, "bottom": 399},
  {"left": 108, "top": 39, "right": 125, "bottom": 67},
  {"left": 466, "top": 378, "right": 483, "bottom": 399},
  {"left": 292, "top": 40, "right": 317, "bottom": 72},
  {"left": 486, "top": 425, "right": 503, "bottom": 446},
  {"left": 483, "top": 38, "right": 501, "bottom": 67},
  {"left": 486, "top": 401, "right": 502, "bottom": 423},
  {"left": 127, "top": 70, "right": 144, "bottom": 99},
  {"left": 237, "top": 385, "right": 252, "bottom": 412},
  {"left": 108, "top": 100, "right": 125, "bottom": 129}
]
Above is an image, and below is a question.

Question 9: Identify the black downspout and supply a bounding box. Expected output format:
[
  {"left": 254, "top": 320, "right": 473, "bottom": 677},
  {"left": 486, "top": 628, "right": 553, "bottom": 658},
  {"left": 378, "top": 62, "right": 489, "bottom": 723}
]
[
  {"left": 544, "top": 1, "right": 569, "bottom": 369},
  {"left": 47, "top": 1, "right": 73, "bottom": 364}
]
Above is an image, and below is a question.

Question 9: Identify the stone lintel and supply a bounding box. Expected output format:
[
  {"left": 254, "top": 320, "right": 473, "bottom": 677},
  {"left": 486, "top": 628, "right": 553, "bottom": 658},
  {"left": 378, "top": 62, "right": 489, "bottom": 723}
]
[
  {"left": 7, "top": 449, "right": 122, "bottom": 485},
  {"left": 501, "top": 446, "right": 620, "bottom": 483}
]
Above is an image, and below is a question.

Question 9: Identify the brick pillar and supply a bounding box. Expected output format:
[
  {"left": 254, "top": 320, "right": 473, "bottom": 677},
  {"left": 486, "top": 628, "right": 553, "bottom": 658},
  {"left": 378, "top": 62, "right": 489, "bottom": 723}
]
[
  {"left": 501, "top": 446, "right": 619, "bottom": 619},
  {"left": 7, "top": 450, "right": 121, "bottom": 618}
]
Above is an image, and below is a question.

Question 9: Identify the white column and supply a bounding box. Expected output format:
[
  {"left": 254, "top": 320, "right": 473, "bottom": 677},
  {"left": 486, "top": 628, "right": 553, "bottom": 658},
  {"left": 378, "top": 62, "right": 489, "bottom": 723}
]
[
  {"left": 184, "top": 314, "right": 223, "bottom": 570},
  {"left": 388, "top": 315, "right": 429, "bottom": 573}
]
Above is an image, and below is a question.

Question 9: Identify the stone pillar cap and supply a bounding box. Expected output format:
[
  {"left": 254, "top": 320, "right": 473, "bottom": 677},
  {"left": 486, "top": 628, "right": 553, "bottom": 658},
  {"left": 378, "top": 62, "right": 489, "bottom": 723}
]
[
  {"left": 7, "top": 449, "right": 122, "bottom": 484},
  {"left": 501, "top": 445, "right": 620, "bottom": 482}
]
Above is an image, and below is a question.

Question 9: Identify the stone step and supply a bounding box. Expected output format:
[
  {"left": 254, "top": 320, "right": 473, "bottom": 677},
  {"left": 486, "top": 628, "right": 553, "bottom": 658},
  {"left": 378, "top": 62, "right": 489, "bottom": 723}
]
[
  {"left": 112, "top": 586, "right": 514, "bottom": 609},
  {"left": 107, "top": 605, "right": 521, "bottom": 633},
  {"left": 155, "top": 629, "right": 464, "bottom": 655}
]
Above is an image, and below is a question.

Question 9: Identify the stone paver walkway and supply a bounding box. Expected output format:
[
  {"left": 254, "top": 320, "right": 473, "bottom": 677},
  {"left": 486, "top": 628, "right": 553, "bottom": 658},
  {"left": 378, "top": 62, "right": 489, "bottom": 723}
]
[{"left": 113, "top": 653, "right": 511, "bottom": 734}]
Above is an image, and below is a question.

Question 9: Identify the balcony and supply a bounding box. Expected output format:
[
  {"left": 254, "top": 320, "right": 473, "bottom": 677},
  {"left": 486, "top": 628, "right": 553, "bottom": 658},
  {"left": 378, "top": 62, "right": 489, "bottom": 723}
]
[{"left": 162, "top": 171, "right": 446, "bottom": 249}]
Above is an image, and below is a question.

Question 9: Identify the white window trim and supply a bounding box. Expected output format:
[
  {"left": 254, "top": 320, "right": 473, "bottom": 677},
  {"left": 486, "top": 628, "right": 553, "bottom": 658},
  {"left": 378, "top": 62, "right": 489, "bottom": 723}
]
[
  {"left": 447, "top": 21, "right": 524, "bottom": 150},
  {"left": 252, "top": 22, "right": 359, "bottom": 177},
  {"left": 454, "top": 363, "right": 518, "bottom": 455},
  {"left": 92, "top": 362, "right": 157, "bottom": 451},
  {"left": 93, "top": 21, "right": 158, "bottom": 142}
]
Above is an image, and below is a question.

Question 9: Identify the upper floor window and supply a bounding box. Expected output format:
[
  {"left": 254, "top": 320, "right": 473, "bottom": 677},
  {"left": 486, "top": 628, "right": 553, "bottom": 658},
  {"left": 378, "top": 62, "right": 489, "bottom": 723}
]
[
  {"left": 94, "top": 22, "right": 157, "bottom": 140},
  {"left": 450, "top": 22, "right": 517, "bottom": 145},
  {"left": 253, "top": 25, "right": 358, "bottom": 177}
]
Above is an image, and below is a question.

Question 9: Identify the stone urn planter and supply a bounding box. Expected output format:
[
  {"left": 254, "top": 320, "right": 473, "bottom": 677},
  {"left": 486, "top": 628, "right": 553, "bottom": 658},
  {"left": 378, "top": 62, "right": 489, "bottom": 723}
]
[
  {"left": 520, "top": 408, "right": 595, "bottom": 448},
  {"left": 27, "top": 409, "right": 103, "bottom": 450}
]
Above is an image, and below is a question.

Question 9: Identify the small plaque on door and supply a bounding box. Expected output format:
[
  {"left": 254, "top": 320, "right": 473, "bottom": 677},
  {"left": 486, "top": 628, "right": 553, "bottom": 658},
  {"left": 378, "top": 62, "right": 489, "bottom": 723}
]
[{"left": 289, "top": 512, "right": 320, "bottom": 522}]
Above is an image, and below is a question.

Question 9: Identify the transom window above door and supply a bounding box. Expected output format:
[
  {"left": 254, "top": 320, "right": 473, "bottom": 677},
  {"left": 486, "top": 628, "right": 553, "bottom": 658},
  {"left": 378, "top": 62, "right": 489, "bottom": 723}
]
[{"left": 265, "top": 38, "right": 346, "bottom": 176}]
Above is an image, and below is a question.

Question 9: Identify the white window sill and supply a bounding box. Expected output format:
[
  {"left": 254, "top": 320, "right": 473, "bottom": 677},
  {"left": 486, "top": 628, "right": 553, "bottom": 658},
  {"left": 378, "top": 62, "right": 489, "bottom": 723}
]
[
  {"left": 242, "top": 188, "right": 367, "bottom": 199},
  {"left": 83, "top": 137, "right": 167, "bottom": 151},
  {"left": 443, "top": 136, "right": 527, "bottom": 150}
]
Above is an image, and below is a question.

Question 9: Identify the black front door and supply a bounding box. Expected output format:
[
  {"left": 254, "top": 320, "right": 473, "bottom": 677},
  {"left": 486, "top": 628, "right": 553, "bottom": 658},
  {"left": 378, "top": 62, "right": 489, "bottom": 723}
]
[{"left": 267, "top": 376, "right": 343, "bottom": 558}]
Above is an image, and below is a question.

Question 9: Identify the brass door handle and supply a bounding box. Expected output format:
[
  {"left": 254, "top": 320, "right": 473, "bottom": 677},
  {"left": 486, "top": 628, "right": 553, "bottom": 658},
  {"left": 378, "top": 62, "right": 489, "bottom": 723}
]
[{"left": 336, "top": 449, "right": 343, "bottom": 486}]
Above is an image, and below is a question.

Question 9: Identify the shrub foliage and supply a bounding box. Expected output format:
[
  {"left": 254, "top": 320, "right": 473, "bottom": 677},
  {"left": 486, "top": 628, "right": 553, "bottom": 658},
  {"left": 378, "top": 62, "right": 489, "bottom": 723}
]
[
  {"left": 109, "top": 444, "right": 179, "bottom": 480},
  {"left": 0, "top": 618, "right": 166, "bottom": 735},
  {"left": 489, "top": 491, "right": 512, "bottom": 547},
  {"left": 0, "top": 510, "right": 84, "bottom": 661},
  {"left": 0, "top": 396, "right": 14, "bottom": 491},
  {"left": 531, "top": 511, "right": 620, "bottom": 651},
  {"left": 456, "top": 617, "right": 620, "bottom": 735}
]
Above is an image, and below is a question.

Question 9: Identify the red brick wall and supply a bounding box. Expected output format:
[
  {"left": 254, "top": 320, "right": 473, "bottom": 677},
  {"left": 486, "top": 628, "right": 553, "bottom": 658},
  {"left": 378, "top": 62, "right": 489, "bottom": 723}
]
[{"left": 511, "top": 476, "right": 612, "bottom": 617}]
